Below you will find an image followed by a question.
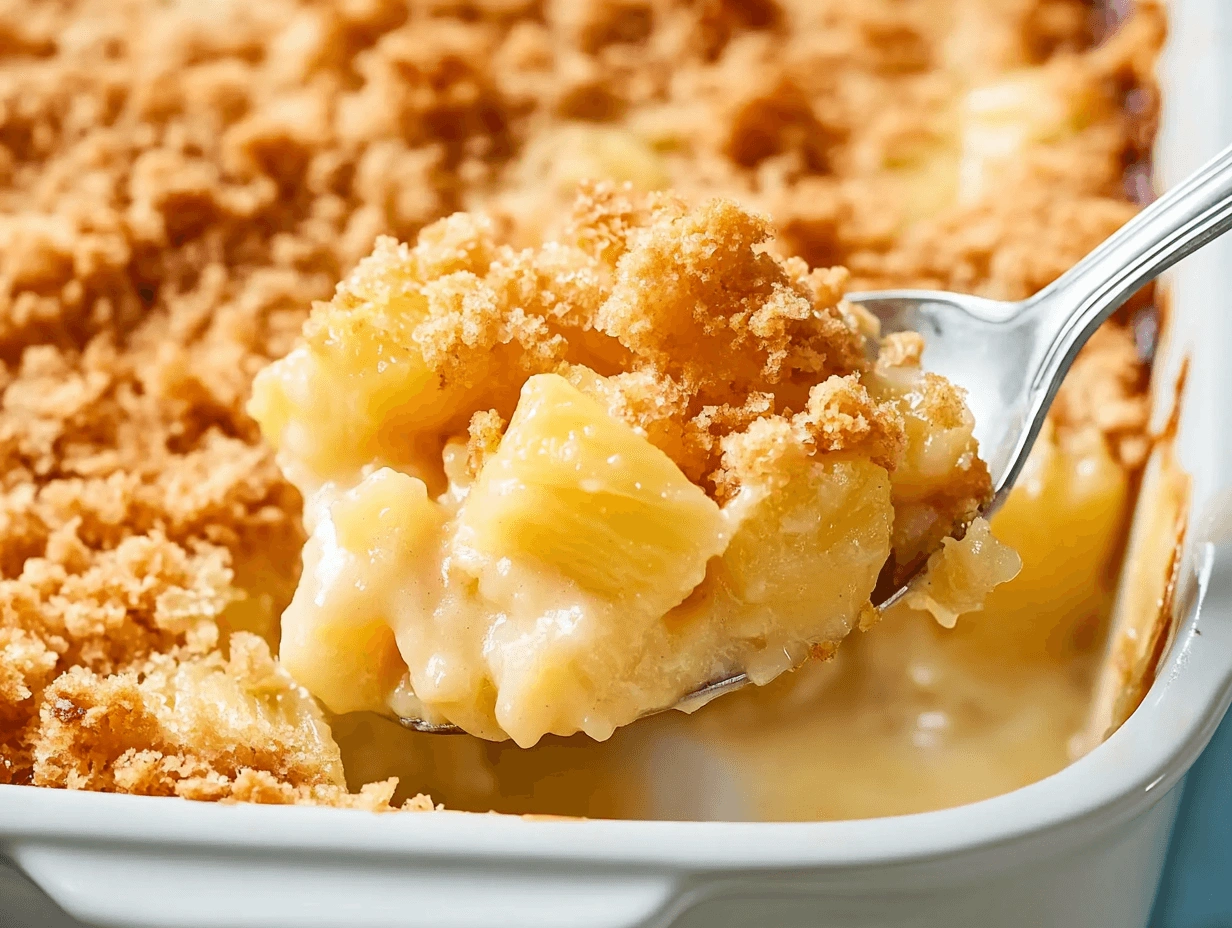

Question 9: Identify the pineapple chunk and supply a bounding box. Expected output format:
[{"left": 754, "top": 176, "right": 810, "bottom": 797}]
[
  {"left": 249, "top": 250, "right": 436, "bottom": 485},
  {"left": 891, "top": 143, "right": 962, "bottom": 227},
  {"left": 449, "top": 372, "right": 730, "bottom": 745},
  {"left": 111, "top": 635, "right": 346, "bottom": 789},
  {"left": 249, "top": 336, "right": 442, "bottom": 490},
  {"left": 460, "top": 373, "right": 728, "bottom": 615},
  {"left": 868, "top": 364, "right": 990, "bottom": 570},
  {"left": 249, "top": 224, "right": 499, "bottom": 488},
  {"left": 959, "top": 65, "right": 1102, "bottom": 202},
  {"left": 280, "top": 468, "right": 445, "bottom": 716},
  {"left": 516, "top": 123, "right": 670, "bottom": 196},
  {"left": 871, "top": 366, "right": 978, "bottom": 502},
  {"left": 903, "top": 517, "right": 1022, "bottom": 629},
  {"left": 717, "top": 451, "right": 894, "bottom": 683}
]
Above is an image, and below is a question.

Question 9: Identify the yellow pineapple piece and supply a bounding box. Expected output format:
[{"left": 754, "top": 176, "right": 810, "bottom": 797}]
[
  {"left": 516, "top": 123, "right": 670, "bottom": 196},
  {"left": 867, "top": 106, "right": 963, "bottom": 228},
  {"left": 121, "top": 635, "right": 347, "bottom": 788},
  {"left": 871, "top": 366, "right": 978, "bottom": 502},
  {"left": 717, "top": 448, "right": 894, "bottom": 683},
  {"left": 959, "top": 65, "right": 1104, "bottom": 202},
  {"left": 438, "top": 372, "right": 731, "bottom": 745},
  {"left": 460, "top": 373, "right": 727, "bottom": 615},
  {"left": 280, "top": 468, "right": 445, "bottom": 716},
  {"left": 903, "top": 517, "right": 1022, "bottom": 629},
  {"left": 868, "top": 362, "right": 991, "bottom": 571},
  {"left": 891, "top": 143, "right": 962, "bottom": 227}
]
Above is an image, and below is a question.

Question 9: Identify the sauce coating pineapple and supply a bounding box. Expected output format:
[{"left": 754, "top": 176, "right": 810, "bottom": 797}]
[
  {"left": 281, "top": 469, "right": 443, "bottom": 716},
  {"left": 716, "top": 453, "right": 893, "bottom": 684}
]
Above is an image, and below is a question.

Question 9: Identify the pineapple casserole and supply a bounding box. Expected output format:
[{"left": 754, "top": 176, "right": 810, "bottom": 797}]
[{"left": 0, "top": 0, "right": 1164, "bottom": 815}]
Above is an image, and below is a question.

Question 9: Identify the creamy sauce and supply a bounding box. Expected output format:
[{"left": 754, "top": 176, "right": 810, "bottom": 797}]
[{"left": 332, "top": 607, "right": 1091, "bottom": 821}]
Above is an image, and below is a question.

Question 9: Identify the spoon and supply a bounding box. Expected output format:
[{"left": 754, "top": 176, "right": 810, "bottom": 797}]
[{"left": 399, "top": 141, "right": 1232, "bottom": 735}]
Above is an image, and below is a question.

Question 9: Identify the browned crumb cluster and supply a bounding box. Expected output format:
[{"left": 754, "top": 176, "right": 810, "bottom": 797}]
[
  {"left": 0, "top": 0, "right": 1161, "bottom": 807},
  {"left": 713, "top": 373, "right": 908, "bottom": 502},
  {"left": 300, "top": 183, "right": 905, "bottom": 497}
]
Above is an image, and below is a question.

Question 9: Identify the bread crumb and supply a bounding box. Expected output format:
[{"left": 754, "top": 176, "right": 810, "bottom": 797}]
[
  {"left": 466, "top": 410, "right": 507, "bottom": 477},
  {"left": 270, "top": 186, "right": 918, "bottom": 513}
]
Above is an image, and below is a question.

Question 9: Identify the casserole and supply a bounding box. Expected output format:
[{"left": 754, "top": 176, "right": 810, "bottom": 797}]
[{"left": 3, "top": 1, "right": 1232, "bottom": 927}]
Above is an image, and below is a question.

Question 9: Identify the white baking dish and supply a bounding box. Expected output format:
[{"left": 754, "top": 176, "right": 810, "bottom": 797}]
[{"left": 3, "top": 1, "right": 1231, "bottom": 926}]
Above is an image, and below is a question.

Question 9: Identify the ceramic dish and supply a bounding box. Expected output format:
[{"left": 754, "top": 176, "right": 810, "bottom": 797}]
[{"left": 2, "top": 0, "right": 1231, "bottom": 926}]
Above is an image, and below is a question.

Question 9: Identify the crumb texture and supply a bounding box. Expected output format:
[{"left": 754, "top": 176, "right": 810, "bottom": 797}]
[{"left": 256, "top": 186, "right": 902, "bottom": 497}]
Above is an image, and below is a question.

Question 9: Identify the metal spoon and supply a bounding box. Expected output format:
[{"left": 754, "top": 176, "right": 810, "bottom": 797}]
[{"left": 400, "top": 141, "right": 1232, "bottom": 735}]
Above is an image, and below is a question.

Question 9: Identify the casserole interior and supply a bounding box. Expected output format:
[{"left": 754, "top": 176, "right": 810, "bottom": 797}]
[{"left": 0, "top": 0, "right": 1193, "bottom": 823}]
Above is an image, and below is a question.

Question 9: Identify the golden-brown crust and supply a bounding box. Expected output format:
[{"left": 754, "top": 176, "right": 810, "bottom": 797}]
[
  {"left": 296, "top": 185, "right": 895, "bottom": 498},
  {"left": 877, "top": 331, "right": 926, "bottom": 370},
  {"left": 1052, "top": 325, "right": 1152, "bottom": 467},
  {"left": 28, "top": 630, "right": 434, "bottom": 810},
  {"left": 596, "top": 197, "right": 867, "bottom": 402},
  {"left": 714, "top": 373, "right": 906, "bottom": 502},
  {"left": 33, "top": 635, "right": 328, "bottom": 789}
]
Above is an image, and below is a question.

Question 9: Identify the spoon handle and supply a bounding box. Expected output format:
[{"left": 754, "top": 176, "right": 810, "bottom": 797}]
[{"left": 1028, "top": 142, "right": 1232, "bottom": 398}]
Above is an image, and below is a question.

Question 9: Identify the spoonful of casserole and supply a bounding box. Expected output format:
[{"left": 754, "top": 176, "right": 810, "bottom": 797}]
[{"left": 249, "top": 142, "right": 1232, "bottom": 745}]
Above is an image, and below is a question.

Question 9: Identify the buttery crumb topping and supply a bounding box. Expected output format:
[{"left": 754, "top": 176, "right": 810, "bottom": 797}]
[
  {"left": 0, "top": 0, "right": 1162, "bottom": 809},
  {"left": 265, "top": 184, "right": 909, "bottom": 498}
]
